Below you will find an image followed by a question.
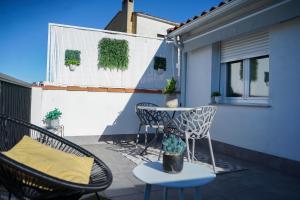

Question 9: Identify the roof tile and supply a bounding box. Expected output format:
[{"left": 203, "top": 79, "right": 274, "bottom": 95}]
[{"left": 168, "top": 0, "right": 229, "bottom": 34}]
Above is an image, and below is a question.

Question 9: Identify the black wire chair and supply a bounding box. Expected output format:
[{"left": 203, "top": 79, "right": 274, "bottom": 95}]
[
  {"left": 135, "top": 102, "right": 171, "bottom": 155},
  {"left": 0, "top": 114, "right": 113, "bottom": 200}
]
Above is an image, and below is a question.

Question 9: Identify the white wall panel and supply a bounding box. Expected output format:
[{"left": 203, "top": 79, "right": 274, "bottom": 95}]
[{"left": 47, "top": 24, "right": 176, "bottom": 89}]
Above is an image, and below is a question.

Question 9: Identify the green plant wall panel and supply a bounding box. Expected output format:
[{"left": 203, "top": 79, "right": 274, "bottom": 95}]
[
  {"left": 65, "top": 50, "right": 81, "bottom": 66},
  {"left": 154, "top": 56, "right": 166, "bottom": 71},
  {"left": 98, "top": 38, "right": 129, "bottom": 71}
]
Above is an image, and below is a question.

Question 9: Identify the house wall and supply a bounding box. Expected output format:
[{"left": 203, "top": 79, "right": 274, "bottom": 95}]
[
  {"left": 184, "top": 18, "right": 300, "bottom": 162},
  {"left": 31, "top": 87, "right": 165, "bottom": 137},
  {"left": 105, "top": 12, "right": 127, "bottom": 33},
  {"left": 186, "top": 45, "right": 212, "bottom": 106},
  {"left": 136, "top": 15, "right": 175, "bottom": 37}
]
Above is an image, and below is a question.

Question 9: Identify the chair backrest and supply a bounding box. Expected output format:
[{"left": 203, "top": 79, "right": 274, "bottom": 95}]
[
  {"left": 135, "top": 102, "right": 171, "bottom": 127},
  {"left": 165, "top": 106, "right": 217, "bottom": 139},
  {"left": 135, "top": 102, "right": 159, "bottom": 126}
]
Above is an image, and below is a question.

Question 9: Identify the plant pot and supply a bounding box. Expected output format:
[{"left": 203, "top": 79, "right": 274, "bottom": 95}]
[
  {"left": 215, "top": 96, "right": 222, "bottom": 104},
  {"left": 211, "top": 96, "right": 221, "bottom": 104},
  {"left": 69, "top": 65, "right": 76, "bottom": 71},
  {"left": 157, "top": 68, "right": 164, "bottom": 75},
  {"left": 45, "top": 119, "right": 60, "bottom": 129},
  {"left": 163, "top": 152, "right": 184, "bottom": 174},
  {"left": 165, "top": 93, "right": 178, "bottom": 108}
]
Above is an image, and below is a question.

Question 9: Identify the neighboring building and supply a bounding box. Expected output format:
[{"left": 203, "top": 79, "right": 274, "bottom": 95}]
[
  {"left": 105, "top": 0, "right": 178, "bottom": 38},
  {"left": 168, "top": 0, "right": 300, "bottom": 175}
]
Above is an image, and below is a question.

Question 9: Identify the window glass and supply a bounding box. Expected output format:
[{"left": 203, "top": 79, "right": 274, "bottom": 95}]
[
  {"left": 249, "top": 56, "right": 269, "bottom": 97},
  {"left": 226, "top": 61, "right": 243, "bottom": 97}
]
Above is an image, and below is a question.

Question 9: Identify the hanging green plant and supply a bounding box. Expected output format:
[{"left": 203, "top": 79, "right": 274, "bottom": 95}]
[
  {"left": 98, "top": 38, "right": 129, "bottom": 71},
  {"left": 154, "top": 56, "right": 166, "bottom": 71},
  {"left": 65, "top": 50, "right": 81, "bottom": 66}
]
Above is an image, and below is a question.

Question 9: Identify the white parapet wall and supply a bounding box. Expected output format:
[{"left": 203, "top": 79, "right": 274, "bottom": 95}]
[{"left": 31, "top": 87, "right": 165, "bottom": 137}]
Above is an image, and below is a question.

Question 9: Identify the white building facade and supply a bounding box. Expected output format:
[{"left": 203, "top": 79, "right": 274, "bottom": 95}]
[{"left": 168, "top": 0, "right": 300, "bottom": 171}]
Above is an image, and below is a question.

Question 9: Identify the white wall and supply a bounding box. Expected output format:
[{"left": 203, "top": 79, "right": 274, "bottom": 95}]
[
  {"left": 47, "top": 24, "right": 176, "bottom": 89},
  {"left": 186, "top": 45, "right": 212, "bottom": 106},
  {"left": 31, "top": 87, "right": 165, "bottom": 137},
  {"left": 184, "top": 18, "right": 300, "bottom": 162},
  {"left": 136, "top": 16, "right": 175, "bottom": 38}
]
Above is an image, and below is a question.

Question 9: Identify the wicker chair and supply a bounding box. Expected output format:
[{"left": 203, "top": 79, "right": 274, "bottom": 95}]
[{"left": 0, "top": 114, "right": 113, "bottom": 200}]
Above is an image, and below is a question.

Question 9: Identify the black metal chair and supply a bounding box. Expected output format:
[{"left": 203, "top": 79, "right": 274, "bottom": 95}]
[
  {"left": 135, "top": 102, "right": 171, "bottom": 154},
  {"left": 0, "top": 114, "right": 113, "bottom": 200}
]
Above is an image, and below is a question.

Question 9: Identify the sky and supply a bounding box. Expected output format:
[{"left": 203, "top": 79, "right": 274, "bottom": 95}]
[{"left": 0, "top": 0, "right": 220, "bottom": 83}]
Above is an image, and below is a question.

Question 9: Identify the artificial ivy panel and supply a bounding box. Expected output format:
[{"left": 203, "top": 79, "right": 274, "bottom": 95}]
[
  {"left": 98, "top": 38, "right": 129, "bottom": 71},
  {"left": 154, "top": 56, "right": 166, "bottom": 71},
  {"left": 65, "top": 50, "right": 81, "bottom": 66}
]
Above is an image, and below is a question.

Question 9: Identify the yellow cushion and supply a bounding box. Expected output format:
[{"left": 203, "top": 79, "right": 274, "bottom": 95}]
[{"left": 3, "top": 136, "right": 94, "bottom": 184}]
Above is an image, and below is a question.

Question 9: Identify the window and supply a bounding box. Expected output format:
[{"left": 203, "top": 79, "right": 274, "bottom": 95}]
[
  {"left": 249, "top": 56, "right": 269, "bottom": 97},
  {"left": 221, "top": 55, "right": 269, "bottom": 104},
  {"left": 226, "top": 60, "right": 243, "bottom": 97}
]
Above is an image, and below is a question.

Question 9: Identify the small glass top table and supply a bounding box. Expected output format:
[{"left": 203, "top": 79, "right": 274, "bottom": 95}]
[
  {"left": 137, "top": 106, "right": 194, "bottom": 155},
  {"left": 137, "top": 106, "right": 194, "bottom": 111},
  {"left": 133, "top": 161, "right": 215, "bottom": 200}
]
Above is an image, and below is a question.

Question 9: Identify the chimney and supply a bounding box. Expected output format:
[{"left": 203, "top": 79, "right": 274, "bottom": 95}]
[{"left": 122, "top": 0, "right": 134, "bottom": 33}]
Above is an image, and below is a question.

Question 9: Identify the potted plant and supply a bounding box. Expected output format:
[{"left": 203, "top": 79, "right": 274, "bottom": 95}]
[
  {"left": 162, "top": 134, "right": 186, "bottom": 173},
  {"left": 154, "top": 56, "right": 166, "bottom": 75},
  {"left": 211, "top": 91, "right": 221, "bottom": 104},
  {"left": 65, "top": 50, "right": 81, "bottom": 71},
  {"left": 163, "top": 77, "right": 178, "bottom": 108},
  {"left": 44, "top": 108, "right": 62, "bottom": 129}
]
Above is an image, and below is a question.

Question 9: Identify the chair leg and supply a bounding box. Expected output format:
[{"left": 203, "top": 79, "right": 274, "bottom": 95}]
[
  {"left": 145, "top": 126, "right": 149, "bottom": 146},
  {"left": 185, "top": 133, "right": 191, "bottom": 162},
  {"left": 158, "top": 133, "right": 166, "bottom": 161},
  {"left": 95, "top": 192, "right": 101, "bottom": 200},
  {"left": 207, "top": 133, "right": 216, "bottom": 173},
  {"left": 136, "top": 124, "right": 142, "bottom": 148},
  {"left": 192, "top": 139, "right": 195, "bottom": 163}
]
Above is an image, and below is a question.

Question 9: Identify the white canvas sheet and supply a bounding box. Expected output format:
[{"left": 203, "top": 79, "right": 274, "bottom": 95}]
[{"left": 47, "top": 24, "right": 177, "bottom": 89}]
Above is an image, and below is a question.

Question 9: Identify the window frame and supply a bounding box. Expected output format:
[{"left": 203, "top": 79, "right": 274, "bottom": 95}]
[{"left": 220, "top": 55, "right": 270, "bottom": 105}]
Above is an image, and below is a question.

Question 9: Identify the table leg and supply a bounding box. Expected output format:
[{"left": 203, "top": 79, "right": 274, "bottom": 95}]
[
  {"left": 195, "top": 187, "right": 201, "bottom": 200},
  {"left": 140, "top": 129, "right": 159, "bottom": 155},
  {"left": 172, "top": 111, "right": 176, "bottom": 118},
  {"left": 144, "top": 184, "right": 152, "bottom": 200},
  {"left": 178, "top": 188, "right": 184, "bottom": 200},
  {"left": 163, "top": 187, "right": 168, "bottom": 200}
]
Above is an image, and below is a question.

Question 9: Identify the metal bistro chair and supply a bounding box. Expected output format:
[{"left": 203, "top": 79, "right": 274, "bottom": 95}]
[
  {"left": 135, "top": 103, "right": 171, "bottom": 152},
  {"left": 164, "top": 106, "right": 217, "bottom": 173}
]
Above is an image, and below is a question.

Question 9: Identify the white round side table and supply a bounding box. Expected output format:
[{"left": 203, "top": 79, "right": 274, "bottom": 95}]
[{"left": 133, "top": 161, "right": 215, "bottom": 200}]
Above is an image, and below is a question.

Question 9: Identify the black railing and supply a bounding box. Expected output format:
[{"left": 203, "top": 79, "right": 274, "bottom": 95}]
[{"left": 0, "top": 73, "right": 31, "bottom": 122}]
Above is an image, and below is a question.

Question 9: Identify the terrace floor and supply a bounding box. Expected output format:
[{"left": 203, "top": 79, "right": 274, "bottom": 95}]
[{"left": 80, "top": 142, "right": 300, "bottom": 200}]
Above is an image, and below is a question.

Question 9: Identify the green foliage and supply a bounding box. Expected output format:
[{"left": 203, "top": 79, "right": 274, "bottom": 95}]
[
  {"left": 163, "top": 77, "right": 176, "bottom": 94},
  {"left": 45, "top": 108, "right": 62, "bottom": 120},
  {"left": 154, "top": 56, "right": 166, "bottom": 71},
  {"left": 98, "top": 38, "right": 129, "bottom": 71},
  {"left": 65, "top": 50, "right": 81, "bottom": 66},
  {"left": 163, "top": 135, "right": 186, "bottom": 155},
  {"left": 211, "top": 91, "right": 221, "bottom": 97}
]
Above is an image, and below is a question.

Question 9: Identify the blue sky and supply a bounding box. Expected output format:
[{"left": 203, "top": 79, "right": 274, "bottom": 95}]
[{"left": 0, "top": 0, "right": 220, "bottom": 83}]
